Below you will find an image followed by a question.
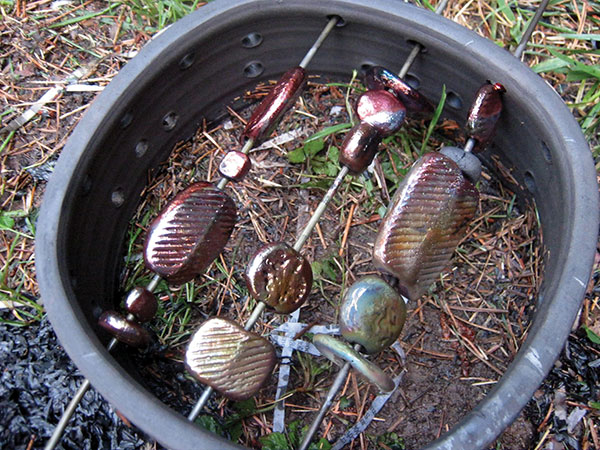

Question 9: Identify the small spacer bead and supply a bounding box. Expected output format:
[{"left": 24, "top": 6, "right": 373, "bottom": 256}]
[
  {"left": 218, "top": 151, "right": 251, "bottom": 181},
  {"left": 98, "top": 310, "right": 150, "bottom": 348},
  {"left": 124, "top": 287, "right": 158, "bottom": 323}
]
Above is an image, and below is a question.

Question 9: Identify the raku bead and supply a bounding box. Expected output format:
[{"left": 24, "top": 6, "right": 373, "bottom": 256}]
[
  {"left": 124, "top": 287, "right": 158, "bottom": 323},
  {"left": 144, "top": 182, "right": 236, "bottom": 284},
  {"left": 98, "top": 311, "right": 150, "bottom": 348}
]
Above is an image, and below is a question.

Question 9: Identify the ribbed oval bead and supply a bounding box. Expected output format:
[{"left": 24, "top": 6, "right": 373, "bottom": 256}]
[
  {"left": 355, "top": 90, "right": 406, "bottom": 137},
  {"left": 98, "top": 311, "right": 150, "bottom": 347},
  {"left": 144, "top": 182, "right": 236, "bottom": 284},
  {"left": 339, "top": 276, "right": 407, "bottom": 354},
  {"left": 465, "top": 82, "right": 506, "bottom": 153},
  {"left": 313, "top": 334, "right": 395, "bottom": 392},
  {"left": 365, "top": 66, "right": 434, "bottom": 119},
  {"left": 185, "top": 317, "right": 276, "bottom": 401},
  {"left": 242, "top": 66, "right": 307, "bottom": 144},
  {"left": 124, "top": 287, "right": 158, "bottom": 323},
  {"left": 339, "top": 122, "right": 381, "bottom": 174},
  {"left": 245, "top": 242, "right": 312, "bottom": 314},
  {"left": 218, "top": 151, "right": 251, "bottom": 181},
  {"left": 373, "top": 152, "right": 479, "bottom": 300}
]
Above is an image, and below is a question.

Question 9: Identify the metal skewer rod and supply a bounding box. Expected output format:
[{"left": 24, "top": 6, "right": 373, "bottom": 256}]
[
  {"left": 187, "top": 16, "right": 340, "bottom": 422},
  {"left": 298, "top": 344, "right": 361, "bottom": 450},
  {"left": 514, "top": 0, "right": 550, "bottom": 59},
  {"left": 298, "top": 1, "right": 552, "bottom": 447},
  {"left": 45, "top": 273, "right": 161, "bottom": 450},
  {"left": 398, "top": 0, "right": 448, "bottom": 79}
]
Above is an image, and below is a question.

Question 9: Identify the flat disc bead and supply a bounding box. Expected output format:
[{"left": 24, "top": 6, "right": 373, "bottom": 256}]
[
  {"left": 313, "top": 334, "right": 395, "bottom": 392},
  {"left": 245, "top": 242, "right": 312, "bottom": 314},
  {"left": 339, "top": 276, "right": 407, "bottom": 354},
  {"left": 241, "top": 66, "right": 307, "bottom": 144},
  {"left": 355, "top": 89, "right": 406, "bottom": 137},
  {"left": 185, "top": 317, "right": 276, "bottom": 401},
  {"left": 219, "top": 151, "right": 251, "bottom": 181},
  {"left": 98, "top": 311, "right": 150, "bottom": 347},
  {"left": 124, "top": 287, "right": 157, "bottom": 323}
]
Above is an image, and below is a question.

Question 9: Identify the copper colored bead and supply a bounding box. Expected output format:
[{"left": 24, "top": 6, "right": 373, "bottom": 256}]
[
  {"left": 245, "top": 242, "right": 312, "bottom": 314},
  {"left": 185, "top": 317, "right": 276, "bottom": 401},
  {"left": 313, "top": 334, "right": 395, "bottom": 392},
  {"left": 365, "top": 66, "right": 434, "bottom": 119},
  {"left": 218, "top": 151, "right": 251, "bottom": 182},
  {"left": 373, "top": 152, "right": 479, "bottom": 300},
  {"left": 242, "top": 66, "right": 307, "bottom": 144},
  {"left": 465, "top": 82, "right": 506, "bottom": 153},
  {"left": 339, "top": 276, "right": 407, "bottom": 354},
  {"left": 124, "top": 287, "right": 158, "bottom": 323},
  {"left": 339, "top": 122, "right": 381, "bottom": 174},
  {"left": 98, "top": 311, "right": 150, "bottom": 348},
  {"left": 144, "top": 182, "right": 236, "bottom": 284},
  {"left": 355, "top": 90, "right": 406, "bottom": 137}
]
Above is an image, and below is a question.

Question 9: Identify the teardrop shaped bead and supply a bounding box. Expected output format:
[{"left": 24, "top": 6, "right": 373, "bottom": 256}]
[
  {"left": 313, "top": 334, "right": 395, "bottom": 392},
  {"left": 465, "top": 82, "right": 506, "bottom": 153},
  {"left": 242, "top": 66, "right": 307, "bottom": 144},
  {"left": 245, "top": 242, "right": 312, "bottom": 314},
  {"left": 98, "top": 311, "right": 150, "bottom": 348},
  {"left": 355, "top": 90, "right": 406, "bottom": 137},
  {"left": 124, "top": 287, "right": 158, "bottom": 323},
  {"left": 339, "top": 276, "right": 407, "bottom": 354},
  {"left": 219, "top": 150, "right": 251, "bottom": 182},
  {"left": 339, "top": 122, "right": 381, "bottom": 174},
  {"left": 365, "top": 66, "right": 434, "bottom": 119},
  {"left": 144, "top": 182, "right": 236, "bottom": 284},
  {"left": 373, "top": 152, "right": 479, "bottom": 300},
  {"left": 185, "top": 317, "right": 276, "bottom": 401}
]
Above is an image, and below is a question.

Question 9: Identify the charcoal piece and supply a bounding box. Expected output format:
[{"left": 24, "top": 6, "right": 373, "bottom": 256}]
[{"left": 144, "top": 182, "right": 236, "bottom": 284}]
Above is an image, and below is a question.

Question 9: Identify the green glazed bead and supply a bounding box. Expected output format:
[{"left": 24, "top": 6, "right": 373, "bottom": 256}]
[
  {"left": 313, "top": 334, "right": 395, "bottom": 393},
  {"left": 339, "top": 276, "right": 407, "bottom": 354}
]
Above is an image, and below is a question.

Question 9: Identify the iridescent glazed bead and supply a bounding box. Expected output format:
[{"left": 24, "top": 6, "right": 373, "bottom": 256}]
[
  {"left": 242, "top": 66, "right": 307, "bottom": 144},
  {"left": 98, "top": 311, "right": 150, "bottom": 348},
  {"left": 124, "top": 287, "right": 158, "bottom": 323},
  {"left": 465, "top": 82, "right": 506, "bottom": 153},
  {"left": 338, "top": 122, "right": 381, "bottom": 174},
  {"left": 144, "top": 182, "right": 236, "bottom": 284},
  {"left": 185, "top": 317, "right": 276, "bottom": 401},
  {"left": 373, "top": 152, "right": 478, "bottom": 301},
  {"left": 339, "top": 276, "right": 407, "bottom": 354},
  {"left": 313, "top": 334, "right": 395, "bottom": 392},
  {"left": 218, "top": 151, "right": 251, "bottom": 181},
  {"left": 245, "top": 242, "right": 312, "bottom": 314},
  {"left": 365, "top": 66, "right": 434, "bottom": 119},
  {"left": 355, "top": 90, "right": 406, "bottom": 137}
]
